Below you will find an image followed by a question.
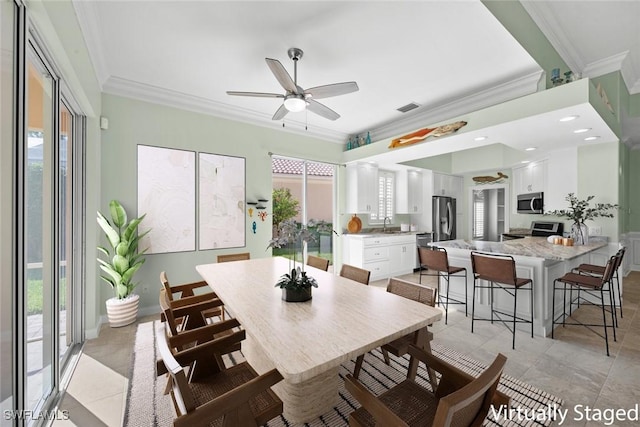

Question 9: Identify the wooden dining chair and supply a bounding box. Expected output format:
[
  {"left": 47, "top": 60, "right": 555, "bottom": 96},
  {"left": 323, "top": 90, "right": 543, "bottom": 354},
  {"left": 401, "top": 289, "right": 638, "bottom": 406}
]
[
  {"left": 160, "top": 271, "right": 224, "bottom": 322},
  {"left": 156, "top": 324, "right": 284, "bottom": 427},
  {"left": 307, "top": 254, "right": 330, "bottom": 271},
  {"left": 353, "top": 278, "right": 437, "bottom": 379},
  {"left": 217, "top": 252, "right": 251, "bottom": 263},
  {"left": 339, "top": 263, "right": 370, "bottom": 285},
  {"left": 345, "top": 346, "right": 507, "bottom": 427}
]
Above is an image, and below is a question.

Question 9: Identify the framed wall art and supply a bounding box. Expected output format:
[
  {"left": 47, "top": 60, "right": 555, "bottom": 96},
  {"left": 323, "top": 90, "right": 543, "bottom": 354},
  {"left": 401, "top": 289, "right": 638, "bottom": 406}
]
[
  {"left": 198, "top": 152, "right": 245, "bottom": 250},
  {"left": 137, "top": 145, "right": 196, "bottom": 254}
]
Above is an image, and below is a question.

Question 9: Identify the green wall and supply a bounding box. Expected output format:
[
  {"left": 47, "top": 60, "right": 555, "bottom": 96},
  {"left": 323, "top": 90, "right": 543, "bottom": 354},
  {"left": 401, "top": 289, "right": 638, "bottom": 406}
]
[
  {"left": 100, "top": 94, "right": 343, "bottom": 311},
  {"left": 629, "top": 149, "right": 640, "bottom": 230}
]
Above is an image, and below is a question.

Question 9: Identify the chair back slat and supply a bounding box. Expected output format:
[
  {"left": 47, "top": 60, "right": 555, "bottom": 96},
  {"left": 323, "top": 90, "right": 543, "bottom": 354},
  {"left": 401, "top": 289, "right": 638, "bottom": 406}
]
[
  {"left": 160, "top": 271, "right": 175, "bottom": 301},
  {"left": 387, "top": 277, "right": 436, "bottom": 307},
  {"left": 307, "top": 255, "right": 330, "bottom": 271},
  {"left": 217, "top": 252, "right": 250, "bottom": 263},
  {"left": 433, "top": 353, "right": 507, "bottom": 427},
  {"left": 340, "top": 264, "right": 371, "bottom": 285},
  {"left": 156, "top": 326, "right": 197, "bottom": 415},
  {"left": 159, "top": 289, "right": 180, "bottom": 336},
  {"left": 419, "top": 247, "right": 450, "bottom": 272},
  {"left": 471, "top": 252, "right": 517, "bottom": 286}
]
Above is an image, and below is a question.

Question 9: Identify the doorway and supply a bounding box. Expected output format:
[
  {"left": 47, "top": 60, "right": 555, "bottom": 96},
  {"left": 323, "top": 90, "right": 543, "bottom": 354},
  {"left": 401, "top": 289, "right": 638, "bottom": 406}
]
[{"left": 469, "top": 184, "right": 509, "bottom": 241}]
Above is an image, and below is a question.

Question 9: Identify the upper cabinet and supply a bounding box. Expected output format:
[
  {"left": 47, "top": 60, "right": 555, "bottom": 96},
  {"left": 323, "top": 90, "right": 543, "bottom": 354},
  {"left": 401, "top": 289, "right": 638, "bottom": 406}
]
[
  {"left": 396, "top": 169, "right": 423, "bottom": 214},
  {"left": 432, "top": 172, "right": 463, "bottom": 199},
  {"left": 511, "top": 148, "right": 577, "bottom": 213},
  {"left": 346, "top": 163, "right": 379, "bottom": 214},
  {"left": 545, "top": 147, "right": 577, "bottom": 212},
  {"left": 512, "top": 160, "right": 546, "bottom": 195}
]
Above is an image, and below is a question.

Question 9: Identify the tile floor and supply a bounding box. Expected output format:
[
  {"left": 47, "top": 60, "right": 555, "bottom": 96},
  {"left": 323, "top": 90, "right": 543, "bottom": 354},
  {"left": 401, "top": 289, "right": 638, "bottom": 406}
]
[{"left": 54, "top": 270, "right": 640, "bottom": 427}]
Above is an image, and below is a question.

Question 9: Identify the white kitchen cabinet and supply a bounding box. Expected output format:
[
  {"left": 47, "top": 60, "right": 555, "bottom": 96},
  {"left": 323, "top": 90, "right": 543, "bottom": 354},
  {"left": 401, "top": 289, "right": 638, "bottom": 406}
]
[
  {"left": 396, "top": 169, "right": 423, "bottom": 214},
  {"left": 343, "top": 234, "right": 417, "bottom": 281},
  {"left": 346, "top": 163, "right": 378, "bottom": 214},
  {"left": 512, "top": 160, "right": 546, "bottom": 195},
  {"left": 545, "top": 148, "right": 577, "bottom": 211},
  {"left": 432, "top": 172, "right": 463, "bottom": 199}
]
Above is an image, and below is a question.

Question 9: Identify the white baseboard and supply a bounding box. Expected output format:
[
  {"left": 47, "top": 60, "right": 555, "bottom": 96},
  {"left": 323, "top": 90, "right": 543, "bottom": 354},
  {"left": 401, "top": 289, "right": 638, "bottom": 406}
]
[{"left": 91, "top": 304, "right": 160, "bottom": 339}]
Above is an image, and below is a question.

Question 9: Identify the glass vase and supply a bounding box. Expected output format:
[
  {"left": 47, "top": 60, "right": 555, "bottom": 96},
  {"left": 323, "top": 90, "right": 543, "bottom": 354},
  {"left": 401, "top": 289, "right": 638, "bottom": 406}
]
[{"left": 570, "top": 222, "right": 588, "bottom": 245}]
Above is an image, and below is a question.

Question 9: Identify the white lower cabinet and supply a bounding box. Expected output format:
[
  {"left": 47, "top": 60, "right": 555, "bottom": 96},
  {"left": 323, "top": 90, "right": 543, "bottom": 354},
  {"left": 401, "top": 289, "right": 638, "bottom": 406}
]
[{"left": 343, "top": 234, "right": 417, "bottom": 281}]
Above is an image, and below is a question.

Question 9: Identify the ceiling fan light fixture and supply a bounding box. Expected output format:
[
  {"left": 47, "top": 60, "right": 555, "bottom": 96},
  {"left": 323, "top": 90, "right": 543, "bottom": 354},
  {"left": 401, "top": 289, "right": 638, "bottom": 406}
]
[{"left": 284, "top": 95, "right": 306, "bottom": 112}]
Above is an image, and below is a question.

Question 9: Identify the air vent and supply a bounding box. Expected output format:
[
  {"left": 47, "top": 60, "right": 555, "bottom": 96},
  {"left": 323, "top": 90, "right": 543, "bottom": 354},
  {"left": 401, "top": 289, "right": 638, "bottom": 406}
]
[{"left": 396, "top": 102, "right": 420, "bottom": 113}]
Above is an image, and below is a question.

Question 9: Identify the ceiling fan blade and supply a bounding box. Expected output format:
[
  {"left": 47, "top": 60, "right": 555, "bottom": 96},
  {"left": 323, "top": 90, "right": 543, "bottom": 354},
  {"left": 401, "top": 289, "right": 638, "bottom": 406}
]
[
  {"left": 306, "top": 99, "right": 340, "bottom": 121},
  {"left": 265, "top": 58, "right": 298, "bottom": 94},
  {"left": 226, "top": 91, "right": 284, "bottom": 98},
  {"left": 272, "top": 104, "right": 289, "bottom": 121},
  {"left": 305, "top": 82, "right": 359, "bottom": 99}
]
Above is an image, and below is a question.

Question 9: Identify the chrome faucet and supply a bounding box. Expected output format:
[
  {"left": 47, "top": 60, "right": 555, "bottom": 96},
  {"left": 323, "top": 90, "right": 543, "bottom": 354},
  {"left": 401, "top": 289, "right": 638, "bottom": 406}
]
[{"left": 383, "top": 216, "right": 391, "bottom": 233}]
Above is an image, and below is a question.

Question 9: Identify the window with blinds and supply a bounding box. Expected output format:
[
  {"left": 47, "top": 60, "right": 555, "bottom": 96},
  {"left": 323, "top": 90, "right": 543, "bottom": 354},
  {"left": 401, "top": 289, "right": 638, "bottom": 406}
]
[
  {"left": 371, "top": 171, "right": 394, "bottom": 222},
  {"left": 473, "top": 191, "right": 485, "bottom": 239}
]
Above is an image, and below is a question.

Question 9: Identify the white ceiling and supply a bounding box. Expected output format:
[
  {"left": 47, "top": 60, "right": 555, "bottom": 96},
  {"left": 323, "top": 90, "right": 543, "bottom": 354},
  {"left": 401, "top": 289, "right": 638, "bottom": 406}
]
[{"left": 73, "top": 0, "right": 640, "bottom": 151}]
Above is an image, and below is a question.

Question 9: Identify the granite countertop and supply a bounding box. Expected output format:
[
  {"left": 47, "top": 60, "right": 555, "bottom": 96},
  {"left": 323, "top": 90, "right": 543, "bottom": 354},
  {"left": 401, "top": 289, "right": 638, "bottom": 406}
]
[{"left": 430, "top": 236, "right": 608, "bottom": 261}]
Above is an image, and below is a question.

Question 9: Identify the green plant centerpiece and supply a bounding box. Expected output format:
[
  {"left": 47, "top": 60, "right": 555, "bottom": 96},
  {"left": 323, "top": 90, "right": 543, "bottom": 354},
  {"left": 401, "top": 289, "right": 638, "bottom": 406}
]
[
  {"left": 268, "top": 218, "right": 330, "bottom": 302},
  {"left": 546, "top": 193, "right": 617, "bottom": 245},
  {"left": 97, "top": 200, "right": 149, "bottom": 326}
]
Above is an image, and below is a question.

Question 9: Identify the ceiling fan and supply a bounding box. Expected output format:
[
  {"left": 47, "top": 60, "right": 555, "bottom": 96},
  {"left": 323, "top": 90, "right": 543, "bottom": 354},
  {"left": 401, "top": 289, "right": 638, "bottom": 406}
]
[{"left": 227, "top": 47, "right": 359, "bottom": 121}]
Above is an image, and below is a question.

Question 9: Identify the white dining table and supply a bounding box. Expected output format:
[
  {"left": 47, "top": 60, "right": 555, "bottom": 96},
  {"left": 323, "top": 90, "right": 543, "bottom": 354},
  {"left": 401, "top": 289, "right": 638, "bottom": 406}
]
[{"left": 196, "top": 256, "right": 442, "bottom": 423}]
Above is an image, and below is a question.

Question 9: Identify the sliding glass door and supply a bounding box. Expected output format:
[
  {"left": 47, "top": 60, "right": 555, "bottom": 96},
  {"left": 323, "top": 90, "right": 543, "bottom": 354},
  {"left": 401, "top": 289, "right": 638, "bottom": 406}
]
[
  {"left": 272, "top": 156, "right": 335, "bottom": 265},
  {"left": 23, "top": 30, "right": 83, "bottom": 422}
]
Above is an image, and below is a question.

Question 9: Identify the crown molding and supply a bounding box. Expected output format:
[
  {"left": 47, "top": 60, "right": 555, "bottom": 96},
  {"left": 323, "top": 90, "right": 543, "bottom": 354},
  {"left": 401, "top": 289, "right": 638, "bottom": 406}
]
[
  {"left": 72, "top": 0, "right": 109, "bottom": 88},
  {"left": 102, "top": 77, "right": 347, "bottom": 143},
  {"left": 365, "top": 70, "right": 543, "bottom": 143},
  {"left": 582, "top": 51, "right": 628, "bottom": 79},
  {"left": 521, "top": 1, "right": 585, "bottom": 72}
]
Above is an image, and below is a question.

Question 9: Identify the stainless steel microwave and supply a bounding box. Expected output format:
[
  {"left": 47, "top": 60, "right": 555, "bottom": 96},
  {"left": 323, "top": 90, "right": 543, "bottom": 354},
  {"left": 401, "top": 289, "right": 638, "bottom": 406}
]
[{"left": 517, "top": 192, "right": 544, "bottom": 214}]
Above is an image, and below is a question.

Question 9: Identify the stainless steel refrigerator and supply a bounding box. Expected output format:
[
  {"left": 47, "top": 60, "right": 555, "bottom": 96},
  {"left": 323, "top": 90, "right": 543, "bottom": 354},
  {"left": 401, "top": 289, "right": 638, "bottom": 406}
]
[{"left": 432, "top": 196, "right": 456, "bottom": 241}]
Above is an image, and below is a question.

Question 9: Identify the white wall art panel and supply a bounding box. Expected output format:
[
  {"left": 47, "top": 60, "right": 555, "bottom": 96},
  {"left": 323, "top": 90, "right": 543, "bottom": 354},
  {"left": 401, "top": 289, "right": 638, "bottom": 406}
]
[
  {"left": 138, "top": 145, "right": 195, "bottom": 254},
  {"left": 199, "top": 153, "right": 245, "bottom": 250}
]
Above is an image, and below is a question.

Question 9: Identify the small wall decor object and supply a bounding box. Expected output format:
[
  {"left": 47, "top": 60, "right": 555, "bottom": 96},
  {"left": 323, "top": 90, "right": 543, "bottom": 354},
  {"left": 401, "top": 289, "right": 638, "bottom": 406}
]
[
  {"left": 389, "top": 121, "right": 467, "bottom": 149},
  {"left": 365, "top": 131, "right": 371, "bottom": 145},
  {"left": 252, "top": 221, "right": 257, "bottom": 234},
  {"left": 358, "top": 134, "right": 365, "bottom": 146},
  {"left": 258, "top": 211, "right": 268, "bottom": 222},
  {"left": 551, "top": 68, "right": 563, "bottom": 86},
  {"left": 472, "top": 172, "right": 509, "bottom": 184},
  {"left": 248, "top": 207, "right": 254, "bottom": 217}
]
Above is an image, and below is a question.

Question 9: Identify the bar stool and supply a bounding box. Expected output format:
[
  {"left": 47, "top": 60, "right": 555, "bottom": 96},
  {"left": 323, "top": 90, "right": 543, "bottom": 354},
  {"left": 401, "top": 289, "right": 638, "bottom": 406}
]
[
  {"left": 573, "top": 247, "right": 625, "bottom": 326},
  {"left": 470, "top": 251, "right": 533, "bottom": 349},
  {"left": 552, "top": 254, "right": 618, "bottom": 356},
  {"left": 418, "top": 247, "right": 467, "bottom": 324}
]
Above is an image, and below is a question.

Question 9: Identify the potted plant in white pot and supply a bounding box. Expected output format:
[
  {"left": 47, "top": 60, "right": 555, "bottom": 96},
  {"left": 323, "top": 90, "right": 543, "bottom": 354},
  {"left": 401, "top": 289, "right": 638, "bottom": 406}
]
[{"left": 97, "top": 200, "right": 149, "bottom": 327}]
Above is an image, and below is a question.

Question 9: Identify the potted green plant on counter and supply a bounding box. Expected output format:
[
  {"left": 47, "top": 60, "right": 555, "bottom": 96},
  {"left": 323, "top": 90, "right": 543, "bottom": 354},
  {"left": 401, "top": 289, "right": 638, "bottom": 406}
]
[
  {"left": 268, "top": 218, "right": 330, "bottom": 302},
  {"left": 97, "top": 200, "right": 149, "bottom": 326},
  {"left": 546, "top": 193, "right": 617, "bottom": 245}
]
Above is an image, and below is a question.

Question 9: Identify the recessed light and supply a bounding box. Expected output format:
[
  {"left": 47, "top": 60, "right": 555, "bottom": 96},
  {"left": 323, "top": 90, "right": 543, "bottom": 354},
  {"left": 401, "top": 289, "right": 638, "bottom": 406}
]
[
  {"left": 474, "top": 136, "right": 487, "bottom": 141},
  {"left": 560, "top": 115, "right": 579, "bottom": 122},
  {"left": 521, "top": 160, "right": 530, "bottom": 164},
  {"left": 573, "top": 128, "right": 591, "bottom": 133},
  {"left": 584, "top": 136, "right": 600, "bottom": 141},
  {"left": 525, "top": 147, "right": 537, "bottom": 151}
]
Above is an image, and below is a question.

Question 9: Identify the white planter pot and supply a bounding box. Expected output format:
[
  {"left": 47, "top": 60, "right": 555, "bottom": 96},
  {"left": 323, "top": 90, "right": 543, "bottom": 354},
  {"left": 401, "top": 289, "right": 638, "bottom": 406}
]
[{"left": 105, "top": 294, "right": 140, "bottom": 327}]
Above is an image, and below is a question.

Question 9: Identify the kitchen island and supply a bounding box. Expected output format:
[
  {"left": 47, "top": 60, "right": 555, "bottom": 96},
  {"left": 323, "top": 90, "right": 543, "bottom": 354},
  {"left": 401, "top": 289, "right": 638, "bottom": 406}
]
[{"left": 428, "top": 237, "right": 617, "bottom": 337}]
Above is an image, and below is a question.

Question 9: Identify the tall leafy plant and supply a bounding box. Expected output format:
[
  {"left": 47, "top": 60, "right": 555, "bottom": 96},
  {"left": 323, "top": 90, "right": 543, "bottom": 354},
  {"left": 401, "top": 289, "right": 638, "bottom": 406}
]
[{"left": 97, "top": 200, "right": 149, "bottom": 299}]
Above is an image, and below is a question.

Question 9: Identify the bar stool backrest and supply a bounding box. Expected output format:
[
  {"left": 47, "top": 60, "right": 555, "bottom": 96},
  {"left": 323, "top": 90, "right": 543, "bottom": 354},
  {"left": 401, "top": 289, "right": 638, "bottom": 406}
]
[
  {"left": 418, "top": 247, "right": 450, "bottom": 272},
  {"left": 601, "top": 255, "right": 618, "bottom": 284},
  {"left": 471, "top": 252, "right": 518, "bottom": 286}
]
